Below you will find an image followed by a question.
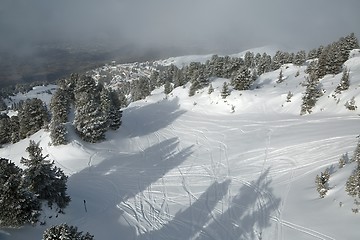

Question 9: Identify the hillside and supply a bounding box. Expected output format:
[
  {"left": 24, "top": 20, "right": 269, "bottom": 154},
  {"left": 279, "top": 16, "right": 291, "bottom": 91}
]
[{"left": 1, "top": 47, "right": 360, "bottom": 239}]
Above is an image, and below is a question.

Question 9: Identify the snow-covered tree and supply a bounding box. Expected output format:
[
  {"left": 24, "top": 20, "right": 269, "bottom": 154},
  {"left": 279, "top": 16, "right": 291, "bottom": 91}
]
[
  {"left": 335, "top": 67, "right": 350, "bottom": 93},
  {"left": 50, "top": 88, "right": 71, "bottom": 145},
  {"left": 131, "top": 76, "right": 151, "bottom": 101},
  {"left": 345, "top": 97, "right": 357, "bottom": 111},
  {"left": 346, "top": 164, "right": 360, "bottom": 199},
  {"left": 315, "top": 168, "right": 330, "bottom": 198},
  {"left": 107, "top": 89, "right": 123, "bottom": 130},
  {"left": 74, "top": 75, "right": 108, "bottom": 143},
  {"left": 0, "top": 158, "right": 40, "bottom": 228},
  {"left": 18, "top": 98, "right": 49, "bottom": 139},
  {"left": 276, "top": 69, "right": 284, "bottom": 84},
  {"left": 294, "top": 50, "right": 306, "bottom": 66},
  {"left": 43, "top": 223, "right": 94, "bottom": 240},
  {"left": 286, "top": 91, "right": 293, "bottom": 102},
  {"left": 9, "top": 115, "right": 20, "bottom": 143},
  {"left": 0, "top": 114, "right": 11, "bottom": 145},
  {"left": 352, "top": 139, "right": 360, "bottom": 163},
  {"left": 231, "top": 66, "right": 252, "bottom": 90},
  {"left": 208, "top": 84, "right": 214, "bottom": 94},
  {"left": 164, "top": 80, "right": 173, "bottom": 95},
  {"left": 221, "top": 82, "right": 230, "bottom": 99},
  {"left": 49, "top": 121, "right": 68, "bottom": 146},
  {"left": 21, "top": 141, "right": 70, "bottom": 209},
  {"left": 300, "top": 70, "right": 323, "bottom": 115}
]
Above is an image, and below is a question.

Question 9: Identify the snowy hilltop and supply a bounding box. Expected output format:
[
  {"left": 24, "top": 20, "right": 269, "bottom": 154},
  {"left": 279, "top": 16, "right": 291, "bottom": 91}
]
[{"left": 1, "top": 34, "right": 360, "bottom": 240}]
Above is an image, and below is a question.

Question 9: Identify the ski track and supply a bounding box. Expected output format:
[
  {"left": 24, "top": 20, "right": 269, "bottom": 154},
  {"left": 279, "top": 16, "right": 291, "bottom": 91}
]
[{"left": 113, "top": 111, "right": 360, "bottom": 239}]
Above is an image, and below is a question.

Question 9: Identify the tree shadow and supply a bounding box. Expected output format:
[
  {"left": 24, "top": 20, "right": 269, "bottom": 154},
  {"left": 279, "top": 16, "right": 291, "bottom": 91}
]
[
  {"left": 198, "top": 168, "right": 281, "bottom": 240},
  {"left": 65, "top": 137, "right": 193, "bottom": 240},
  {"left": 139, "top": 179, "right": 231, "bottom": 240},
  {"left": 121, "top": 98, "right": 186, "bottom": 138},
  {"left": 138, "top": 168, "right": 280, "bottom": 240}
]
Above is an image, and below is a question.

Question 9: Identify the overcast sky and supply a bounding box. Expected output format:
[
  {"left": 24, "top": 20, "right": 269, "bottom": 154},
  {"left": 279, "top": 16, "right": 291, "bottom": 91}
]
[{"left": 1, "top": 0, "right": 360, "bottom": 55}]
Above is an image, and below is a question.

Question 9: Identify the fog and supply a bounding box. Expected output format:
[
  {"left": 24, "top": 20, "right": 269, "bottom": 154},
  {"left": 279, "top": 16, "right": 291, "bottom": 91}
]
[{"left": 1, "top": 0, "right": 359, "bottom": 85}]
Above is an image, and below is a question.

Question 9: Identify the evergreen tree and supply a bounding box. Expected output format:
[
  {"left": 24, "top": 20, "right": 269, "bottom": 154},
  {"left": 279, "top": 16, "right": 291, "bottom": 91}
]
[
  {"left": 244, "top": 51, "right": 255, "bottom": 68},
  {"left": 352, "top": 139, "right": 360, "bottom": 163},
  {"left": 164, "top": 80, "right": 173, "bottom": 95},
  {"left": 21, "top": 141, "right": 70, "bottom": 209},
  {"left": 208, "top": 84, "right": 214, "bottom": 94},
  {"left": 18, "top": 98, "right": 49, "bottom": 139},
  {"left": 271, "top": 51, "right": 287, "bottom": 70},
  {"left": 294, "top": 50, "right": 306, "bottom": 66},
  {"left": 335, "top": 67, "right": 350, "bottom": 93},
  {"left": 0, "top": 114, "right": 11, "bottom": 145},
  {"left": 74, "top": 75, "right": 108, "bottom": 143},
  {"left": 49, "top": 88, "right": 71, "bottom": 145},
  {"left": 276, "top": 69, "right": 284, "bottom": 84},
  {"left": 131, "top": 76, "right": 151, "bottom": 101},
  {"left": 221, "top": 82, "right": 230, "bottom": 99},
  {"left": 257, "top": 53, "right": 272, "bottom": 75},
  {"left": 300, "top": 70, "right": 323, "bottom": 115},
  {"left": 346, "top": 164, "right": 360, "bottom": 199},
  {"left": 315, "top": 168, "right": 330, "bottom": 198},
  {"left": 0, "top": 97, "right": 6, "bottom": 111},
  {"left": 307, "top": 48, "right": 319, "bottom": 60},
  {"left": 107, "top": 89, "right": 123, "bottom": 130},
  {"left": 10, "top": 115, "right": 20, "bottom": 143},
  {"left": 50, "top": 88, "right": 70, "bottom": 124},
  {"left": 0, "top": 158, "right": 40, "bottom": 228},
  {"left": 286, "top": 91, "right": 293, "bottom": 102},
  {"left": 43, "top": 223, "right": 94, "bottom": 240},
  {"left": 345, "top": 97, "right": 357, "bottom": 111},
  {"left": 149, "top": 70, "right": 160, "bottom": 90},
  {"left": 49, "top": 121, "right": 68, "bottom": 146},
  {"left": 231, "top": 66, "right": 252, "bottom": 90}
]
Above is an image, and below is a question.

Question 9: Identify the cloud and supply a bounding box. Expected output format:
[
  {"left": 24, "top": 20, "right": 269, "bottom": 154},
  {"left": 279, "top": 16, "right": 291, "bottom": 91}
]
[{"left": 1, "top": 0, "right": 359, "bottom": 55}]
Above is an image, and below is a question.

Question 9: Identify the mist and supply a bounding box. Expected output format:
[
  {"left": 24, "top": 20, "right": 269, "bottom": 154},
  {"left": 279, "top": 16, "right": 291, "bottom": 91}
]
[{"left": 1, "top": 0, "right": 359, "bottom": 85}]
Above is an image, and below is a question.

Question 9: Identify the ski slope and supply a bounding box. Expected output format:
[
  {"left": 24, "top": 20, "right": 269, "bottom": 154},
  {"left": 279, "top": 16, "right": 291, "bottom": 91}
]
[{"left": 1, "top": 50, "right": 360, "bottom": 240}]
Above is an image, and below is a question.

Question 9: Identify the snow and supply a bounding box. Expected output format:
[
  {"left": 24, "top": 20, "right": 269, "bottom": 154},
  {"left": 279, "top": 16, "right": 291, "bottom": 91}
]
[{"left": 1, "top": 49, "right": 360, "bottom": 239}]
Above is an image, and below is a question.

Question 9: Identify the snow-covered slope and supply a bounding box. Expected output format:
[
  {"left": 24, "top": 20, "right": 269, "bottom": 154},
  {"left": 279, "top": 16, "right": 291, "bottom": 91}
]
[{"left": 1, "top": 49, "right": 360, "bottom": 240}]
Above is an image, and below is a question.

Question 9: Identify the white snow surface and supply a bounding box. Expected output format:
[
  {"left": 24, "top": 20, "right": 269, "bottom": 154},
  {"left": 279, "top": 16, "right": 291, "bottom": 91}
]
[{"left": 1, "top": 49, "right": 360, "bottom": 239}]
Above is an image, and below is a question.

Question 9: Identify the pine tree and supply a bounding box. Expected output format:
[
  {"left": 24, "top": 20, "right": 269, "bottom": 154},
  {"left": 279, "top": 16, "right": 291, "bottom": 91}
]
[
  {"left": 208, "top": 84, "right": 214, "bottom": 94},
  {"left": 352, "top": 139, "right": 360, "bottom": 163},
  {"left": 345, "top": 97, "right": 357, "bottom": 111},
  {"left": 10, "top": 115, "right": 20, "bottom": 143},
  {"left": 315, "top": 168, "right": 330, "bottom": 198},
  {"left": 164, "top": 80, "right": 173, "bottom": 95},
  {"left": 43, "top": 223, "right": 94, "bottom": 240},
  {"left": 335, "top": 67, "right": 350, "bottom": 93},
  {"left": 346, "top": 164, "right": 360, "bottom": 199},
  {"left": 0, "top": 158, "right": 40, "bottom": 228},
  {"left": 107, "top": 89, "right": 123, "bottom": 130},
  {"left": 294, "top": 50, "right": 306, "bottom": 66},
  {"left": 49, "top": 121, "right": 68, "bottom": 146},
  {"left": 276, "top": 69, "right": 284, "bottom": 84},
  {"left": 286, "top": 91, "right": 293, "bottom": 102},
  {"left": 74, "top": 75, "right": 108, "bottom": 143},
  {"left": 131, "top": 76, "right": 151, "bottom": 101},
  {"left": 18, "top": 98, "right": 49, "bottom": 139},
  {"left": 50, "top": 88, "right": 71, "bottom": 145},
  {"left": 231, "top": 66, "right": 252, "bottom": 90},
  {"left": 0, "top": 114, "right": 11, "bottom": 145},
  {"left": 221, "top": 82, "right": 230, "bottom": 99},
  {"left": 21, "top": 141, "right": 70, "bottom": 209},
  {"left": 300, "top": 70, "right": 323, "bottom": 115}
]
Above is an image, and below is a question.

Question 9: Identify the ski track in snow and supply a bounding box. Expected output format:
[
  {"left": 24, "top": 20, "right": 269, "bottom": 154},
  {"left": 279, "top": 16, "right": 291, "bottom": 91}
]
[
  {"left": 114, "top": 108, "right": 359, "bottom": 240},
  {"left": 2, "top": 52, "right": 360, "bottom": 240}
]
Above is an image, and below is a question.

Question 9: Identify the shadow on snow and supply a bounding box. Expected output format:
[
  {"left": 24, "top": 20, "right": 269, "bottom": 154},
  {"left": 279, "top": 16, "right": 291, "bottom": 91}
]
[
  {"left": 66, "top": 137, "right": 193, "bottom": 239},
  {"left": 139, "top": 168, "right": 280, "bottom": 240},
  {"left": 121, "top": 98, "right": 186, "bottom": 138}
]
